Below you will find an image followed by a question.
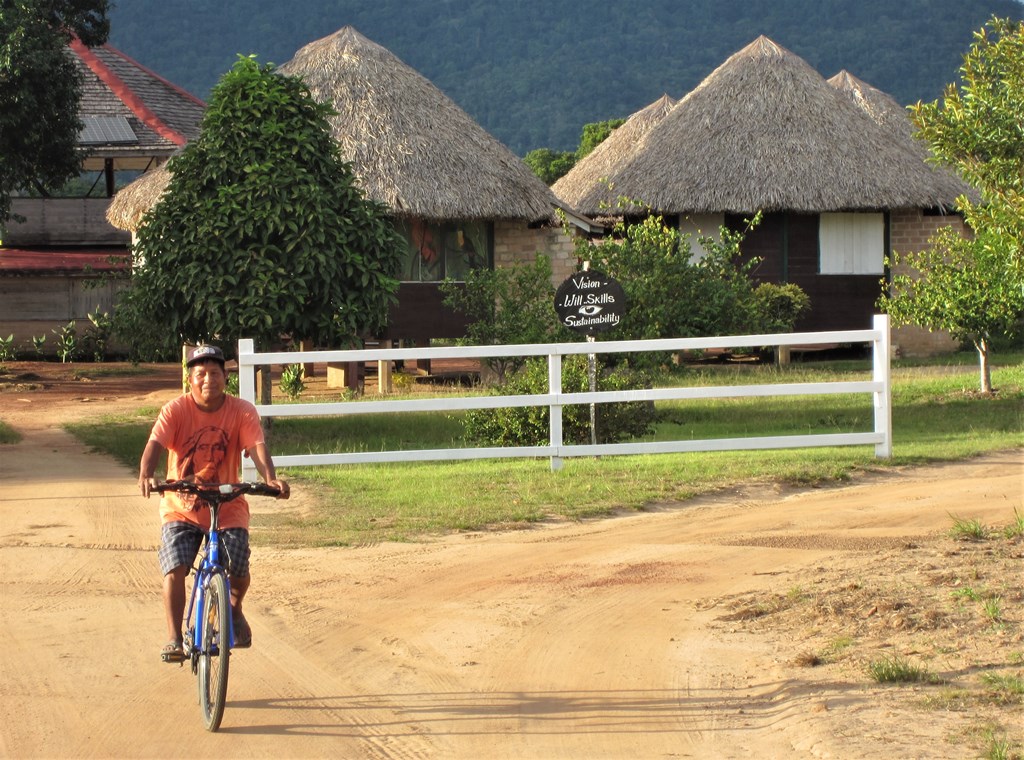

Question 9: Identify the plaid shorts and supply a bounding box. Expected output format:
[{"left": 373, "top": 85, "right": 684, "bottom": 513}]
[{"left": 159, "top": 522, "right": 251, "bottom": 577}]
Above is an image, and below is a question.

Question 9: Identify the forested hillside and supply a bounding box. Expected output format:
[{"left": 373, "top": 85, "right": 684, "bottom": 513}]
[{"left": 106, "top": 0, "right": 1023, "bottom": 155}]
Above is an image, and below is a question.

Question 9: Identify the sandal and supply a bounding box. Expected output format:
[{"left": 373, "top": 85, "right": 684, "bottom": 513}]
[
  {"left": 161, "top": 640, "right": 185, "bottom": 664},
  {"left": 232, "top": 613, "right": 252, "bottom": 649}
]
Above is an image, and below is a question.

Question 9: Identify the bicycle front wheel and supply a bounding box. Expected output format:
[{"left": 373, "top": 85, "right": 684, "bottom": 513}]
[{"left": 197, "top": 570, "right": 231, "bottom": 731}]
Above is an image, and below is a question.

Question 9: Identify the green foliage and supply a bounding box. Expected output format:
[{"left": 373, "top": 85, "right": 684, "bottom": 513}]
[
  {"left": 576, "top": 119, "right": 625, "bottom": 160},
  {"left": 0, "top": 0, "right": 109, "bottom": 226},
  {"left": 112, "top": 55, "right": 404, "bottom": 360},
  {"left": 523, "top": 148, "right": 575, "bottom": 185},
  {"left": 750, "top": 283, "right": 811, "bottom": 334},
  {"left": 51, "top": 320, "right": 78, "bottom": 363},
  {"left": 568, "top": 208, "right": 768, "bottom": 364},
  {"left": 887, "top": 17, "right": 1024, "bottom": 392},
  {"left": 464, "top": 355, "right": 656, "bottom": 446},
  {"left": 441, "top": 254, "right": 576, "bottom": 382},
  {"left": 867, "top": 653, "right": 938, "bottom": 684},
  {"left": 86, "top": 307, "right": 111, "bottom": 361},
  {"left": 0, "top": 334, "right": 14, "bottom": 361},
  {"left": 279, "top": 363, "right": 306, "bottom": 401},
  {"left": 27, "top": 334, "right": 46, "bottom": 357}
]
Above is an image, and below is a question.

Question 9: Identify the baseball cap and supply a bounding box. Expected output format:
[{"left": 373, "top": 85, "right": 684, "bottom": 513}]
[{"left": 186, "top": 344, "right": 226, "bottom": 368}]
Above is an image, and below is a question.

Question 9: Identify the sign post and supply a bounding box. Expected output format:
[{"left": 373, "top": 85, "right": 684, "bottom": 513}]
[{"left": 554, "top": 265, "right": 626, "bottom": 446}]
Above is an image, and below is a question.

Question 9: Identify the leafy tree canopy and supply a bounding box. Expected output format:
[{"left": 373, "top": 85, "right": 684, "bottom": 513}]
[
  {"left": 882, "top": 16, "right": 1024, "bottom": 393},
  {"left": 576, "top": 119, "right": 625, "bottom": 160},
  {"left": 113, "top": 55, "right": 404, "bottom": 360},
  {"left": 0, "top": 0, "right": 110, "bottom": 227}
]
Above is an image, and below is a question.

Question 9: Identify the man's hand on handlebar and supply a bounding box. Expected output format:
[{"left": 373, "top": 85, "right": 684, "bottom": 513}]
[
  {"left": 139, "top": 474, "right": 158, "bottom": 499},
  {"left": 267, "top": 478, "right": 290, "bottom": 500}
]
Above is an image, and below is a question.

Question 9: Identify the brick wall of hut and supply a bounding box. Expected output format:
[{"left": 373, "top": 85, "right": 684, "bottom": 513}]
[
  {"left": 494, "top": 221, "right": 580, "bottom": 286},
  {"left": 888, "top": 209, "right": 968, "bottom": 357}
]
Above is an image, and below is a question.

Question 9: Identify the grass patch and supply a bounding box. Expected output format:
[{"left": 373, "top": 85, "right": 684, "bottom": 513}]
[
  {"left": 1005, "top": 508, "right": 1024, "bottom": 539},
  {"left": 867, "top": 653, "right": 940, "bottom": 684},
  {"left": 0, "top": 419, "right": 22, "bottom": 444},
  {"left": 70, "top": 365, "right": 155, "bottom": 380},
  {"left": 949, "top": 514, "right": 990, "bottom": 540},
  {"left": 64, "top": 353, "right": 1024, "bottom": 546},
  {"left": 980, "top": 672, "right": 1024, "bottom": 704}
]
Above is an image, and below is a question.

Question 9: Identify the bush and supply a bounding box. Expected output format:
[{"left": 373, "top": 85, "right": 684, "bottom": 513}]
[
  {"left": 464, "top": 355, "right": 656, "bottom": 446},
  {"left": 750, "top": 283, "right": 810, "bottom": 334}
]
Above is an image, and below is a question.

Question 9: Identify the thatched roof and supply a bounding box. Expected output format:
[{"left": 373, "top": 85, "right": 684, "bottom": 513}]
[
  {"left": 551, "top": 94, "right": 676, "bottom": 211},
  {"left": 828, "top": 70, "right": 973, "bottom": 203},
  {"left": 107, "top": 26, "right": 561, "bottom": 231},
  {"left": 277, "top": 26, "right": 558, "bottom": 223},
  {"left": 555, "top": 36, "right": 968, "bottom": 216},
  {"left": 106, "top": 161, "right": 172, "bottom": 231}
]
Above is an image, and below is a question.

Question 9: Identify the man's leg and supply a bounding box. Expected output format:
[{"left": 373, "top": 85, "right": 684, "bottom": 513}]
[{"left": 163, "top": 565, "right": 188, "bottom": 642}]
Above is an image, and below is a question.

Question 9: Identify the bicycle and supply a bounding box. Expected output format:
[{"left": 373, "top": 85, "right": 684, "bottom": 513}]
[{"left": 155, "top": 480, "right": 281, "bottom": 732}]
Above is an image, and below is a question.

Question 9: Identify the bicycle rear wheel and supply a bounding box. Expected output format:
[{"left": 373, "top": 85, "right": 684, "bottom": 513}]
[{"left": 197, "top": 570, "right": 231, "bottom": 731}]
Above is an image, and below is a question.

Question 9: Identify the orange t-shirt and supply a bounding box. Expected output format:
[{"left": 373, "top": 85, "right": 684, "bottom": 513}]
[{"left": 149, "top": 393, "right": 265, "bottom": 530}]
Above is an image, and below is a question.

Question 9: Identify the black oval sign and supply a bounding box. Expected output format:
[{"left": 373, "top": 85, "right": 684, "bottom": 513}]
[{"left": 554, "top": 270, "right": 626, "bottom": 334}]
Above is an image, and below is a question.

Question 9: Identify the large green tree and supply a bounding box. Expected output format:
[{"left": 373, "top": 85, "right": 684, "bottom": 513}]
[
  {"left": 0, "top": 0, "right": 109, "bottom": 228},
  {"left": 880, "top": 16, "right": 1024, "bottom": 393},
  {"left": 113, "top": 56, "right": 404, "bottom": 360}
]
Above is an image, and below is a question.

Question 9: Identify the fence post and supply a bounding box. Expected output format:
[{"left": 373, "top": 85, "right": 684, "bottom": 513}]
[
  {"left": 238, "top": 339, "right": 258, "bottom": 480},
  {"left": 548, "top": 351, "right": 563, "bottom": 472},
  {"left": 872, "top": 314, "right": 892, "bottom": 458}
]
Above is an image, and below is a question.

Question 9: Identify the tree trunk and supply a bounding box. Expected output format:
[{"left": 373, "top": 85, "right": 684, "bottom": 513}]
[
  {"left": 974, "top": 338, "right": 993, "bottom": 394},
  {"left": 257, "top": 364, "right": 273, "bottom": 434}
]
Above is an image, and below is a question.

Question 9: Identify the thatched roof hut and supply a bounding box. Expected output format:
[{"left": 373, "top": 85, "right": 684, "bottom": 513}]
[
  {"left": 551, "top": 94, "right": 676, "bottom": 212},
  {"left": 555, "top": 36, "right": 967, "bottom": 217},
  {"left": 827, "top": 70, "right": 972, "bottom": 203},
  {"left": 107, "top": 27, "right": 560, "bottom": 232}
]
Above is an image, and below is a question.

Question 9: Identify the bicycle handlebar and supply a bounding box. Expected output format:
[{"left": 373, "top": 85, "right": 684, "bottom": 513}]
[{"left": 155, "top": 481, "right": 282, "bottom": 501}]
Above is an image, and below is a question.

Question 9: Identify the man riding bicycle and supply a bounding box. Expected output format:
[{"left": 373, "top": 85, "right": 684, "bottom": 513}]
[{"left": 138, "top": 345, "right": 289, "bottom": 663}]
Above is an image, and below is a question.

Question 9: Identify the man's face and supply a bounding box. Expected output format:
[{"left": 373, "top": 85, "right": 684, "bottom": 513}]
[{"left": 189, "top": 361, "right": 226, "bottom": 405}]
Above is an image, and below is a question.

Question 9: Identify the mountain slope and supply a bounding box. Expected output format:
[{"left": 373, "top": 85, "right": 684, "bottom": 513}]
[{"left": 106, "top": 0, "right": 1023, "bottom": 155}]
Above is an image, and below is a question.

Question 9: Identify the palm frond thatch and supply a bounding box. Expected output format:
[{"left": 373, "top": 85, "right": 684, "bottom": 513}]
[
  {"left": 557, "top": 36, "right": 968, "bottom": 216},
  {"left": 551, "top": 94, "right": 676, "bottom": 208},
  {"left": 105, "top": 163, "right": 171, "bottom": 232},
  {"left": 828, "top": 70, "right": 973, "bottom": 204},
  {"left": 278, "top": 26, "right": 557, "bottom": 222}
]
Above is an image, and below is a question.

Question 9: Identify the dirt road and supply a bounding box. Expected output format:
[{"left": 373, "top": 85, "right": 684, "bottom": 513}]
[{"left": 0, "top": 365, "right": 1021, "bottom": 758}]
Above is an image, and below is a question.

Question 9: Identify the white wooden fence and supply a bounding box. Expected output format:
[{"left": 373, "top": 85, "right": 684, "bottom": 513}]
[{"left": 239, "top": 314, "right": 891, "bottom": 478}]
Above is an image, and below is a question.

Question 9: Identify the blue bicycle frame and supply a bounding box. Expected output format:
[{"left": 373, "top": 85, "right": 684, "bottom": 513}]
[{"left": 183, "top": 503, "right": 235, "bottom": 661}]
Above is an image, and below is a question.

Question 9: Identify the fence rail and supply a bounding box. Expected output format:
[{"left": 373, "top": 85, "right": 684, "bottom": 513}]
[{"left": 238, "top": 314, "right": 891, "bottom": 477}]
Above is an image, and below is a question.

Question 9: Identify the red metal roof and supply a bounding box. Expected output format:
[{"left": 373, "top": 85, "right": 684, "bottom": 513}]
[{"left": 0, "top": 248, "right": 130, "bottom": 273}]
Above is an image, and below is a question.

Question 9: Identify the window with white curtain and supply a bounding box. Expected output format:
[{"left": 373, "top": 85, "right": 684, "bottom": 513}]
[
  {"left": 679, "top": 213, "right": 724, "bottom": 262},
  {"left": 819, "top": 212, "right": 884, "bottom": 275}
]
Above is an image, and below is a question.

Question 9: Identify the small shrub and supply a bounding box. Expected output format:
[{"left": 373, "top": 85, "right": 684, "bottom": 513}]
[
  {"left": 280, "top": 363, "right": 306, "bottom": 401},
  {"left": 27, "top": 334, "right": 46, "bottom": 357},
  {"left": 464, "top": 355, "right": 656, "bottom": 446},
  {"left": 0, "top": 334, "right": 15, "bottom": 361},
  {"left": 52, "top": 321, "right": 79, "bottom": 363},
  {"left": 86, "top": 307, "right": 112, "bottom": 362}
]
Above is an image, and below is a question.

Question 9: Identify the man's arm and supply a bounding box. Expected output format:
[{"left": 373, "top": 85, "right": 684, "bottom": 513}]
[
  {"left": 138, "top": 438, "right": 167, "bottom": 498},
  {"left": 246, "top": 441, "right": 290, "bottom": 499}
]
